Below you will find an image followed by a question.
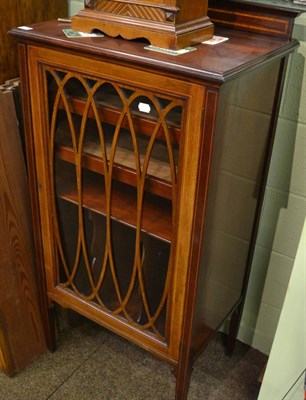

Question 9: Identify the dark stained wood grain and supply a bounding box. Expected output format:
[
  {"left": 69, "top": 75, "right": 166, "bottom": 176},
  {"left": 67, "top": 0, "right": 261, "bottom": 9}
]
[
  {"left": 9, "top": 20, "right": 298, "bottom": 83},
  {"left": 208, "top": 0, "right": 300, "bottom": 39},
  {"left": 0, "top": 89, "right": 46, "bottom": 375},
  {"left": 0, "top": 0, "right": 67, "bottom": 84}
]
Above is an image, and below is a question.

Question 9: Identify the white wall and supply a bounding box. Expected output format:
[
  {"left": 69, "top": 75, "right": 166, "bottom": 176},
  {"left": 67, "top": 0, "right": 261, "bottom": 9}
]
[
  {"left": 257, "top": 218, "right": 306, "bottom": 400},
  {"left": 239, "top": 13, "right": 306, "bottom": 354},
  {"left": 68, "top": 0, "right": 83, "bottom": 16}
]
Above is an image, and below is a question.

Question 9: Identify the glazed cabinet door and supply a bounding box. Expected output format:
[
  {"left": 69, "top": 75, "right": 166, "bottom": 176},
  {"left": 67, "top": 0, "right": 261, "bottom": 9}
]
[{"left": 27, "top": 45, "right": 205, "bottom": 363}]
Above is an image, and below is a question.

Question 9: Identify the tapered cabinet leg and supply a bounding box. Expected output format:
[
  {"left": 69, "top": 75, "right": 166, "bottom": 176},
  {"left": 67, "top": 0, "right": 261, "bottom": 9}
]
[
  {"left": 175, "top": 347, "right": 194, "bottom": 400},
  {"left": 226, "top": 303, "right": 243, "bottom": 356},
  {"left": 47, "top": 304, "right": 58, "bottom": 352}
]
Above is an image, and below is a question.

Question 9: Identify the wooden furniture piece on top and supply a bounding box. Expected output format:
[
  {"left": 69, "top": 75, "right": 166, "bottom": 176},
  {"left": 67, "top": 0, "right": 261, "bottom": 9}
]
[
  {"left": 71, "top": 0, "right": 214, "bottom": 49},
  {"left": 0, "top": 0, "right": 67, "bottom": 84},
  {"left": 10, "top": 1, "right": 303, "bottom": 398}
]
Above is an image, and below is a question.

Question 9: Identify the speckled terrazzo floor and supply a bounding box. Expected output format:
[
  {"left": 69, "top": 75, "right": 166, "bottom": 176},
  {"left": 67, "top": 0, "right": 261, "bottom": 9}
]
[{"left": 0, "top": 315, "right": 267, "bottom": 400}]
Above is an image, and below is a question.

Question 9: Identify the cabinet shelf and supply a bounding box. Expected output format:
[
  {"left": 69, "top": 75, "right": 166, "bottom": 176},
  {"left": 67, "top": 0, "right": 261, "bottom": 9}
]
[
  {"left": 56, "top": 165, "right": 173, "bottom": 243},
  {"left": 54, "top": 110, "right": 178, "bottom": 200},
  {"left": 58, "top": 95, "right": 182, "bottom": 144},
  {"left": 55, "top": 144, "right": 173, "bottom": 200}
]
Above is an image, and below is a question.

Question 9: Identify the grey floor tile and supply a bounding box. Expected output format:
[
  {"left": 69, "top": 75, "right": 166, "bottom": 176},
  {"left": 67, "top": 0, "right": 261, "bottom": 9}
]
[
  {"left": 0, "top": 319, "right": 266, "bottom": 400},
  {"left": 0, "top": 321, "right": 106, "bottom": 400},
  {"left": 49, "top": 332, "right": 175, "bottom": 400}
]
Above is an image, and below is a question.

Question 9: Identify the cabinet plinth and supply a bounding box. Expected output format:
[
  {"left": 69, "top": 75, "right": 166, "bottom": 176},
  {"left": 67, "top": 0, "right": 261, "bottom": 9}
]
[{"left": 10, "top": 11, "right": 299, "bottom": 399}]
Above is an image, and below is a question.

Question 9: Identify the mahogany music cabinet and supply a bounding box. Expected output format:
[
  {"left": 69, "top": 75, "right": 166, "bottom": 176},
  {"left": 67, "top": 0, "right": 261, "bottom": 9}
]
[{"left": 10, "top": 2, "right": 302, "bottom": 398}]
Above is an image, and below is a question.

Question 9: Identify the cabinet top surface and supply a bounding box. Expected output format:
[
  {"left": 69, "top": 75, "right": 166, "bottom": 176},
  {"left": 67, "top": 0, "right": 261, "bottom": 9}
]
[{"left": 10, "top": 19, "right": 298, "bottom": 83}]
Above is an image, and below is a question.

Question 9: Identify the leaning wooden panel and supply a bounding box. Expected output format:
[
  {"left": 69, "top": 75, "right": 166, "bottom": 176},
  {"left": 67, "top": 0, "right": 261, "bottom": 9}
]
[
  {"left": 0, "top": 347, "right": 6, "bottom": 371},
  {"left": 0, "top": 90, "right": 46, "bottom": 375}
]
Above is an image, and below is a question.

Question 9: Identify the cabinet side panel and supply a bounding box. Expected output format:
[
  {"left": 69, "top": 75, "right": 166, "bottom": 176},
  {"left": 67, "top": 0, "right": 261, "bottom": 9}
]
[{"left": 191, "top": 59, "right": 282, "bottom": 354}]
